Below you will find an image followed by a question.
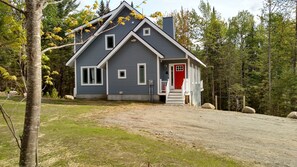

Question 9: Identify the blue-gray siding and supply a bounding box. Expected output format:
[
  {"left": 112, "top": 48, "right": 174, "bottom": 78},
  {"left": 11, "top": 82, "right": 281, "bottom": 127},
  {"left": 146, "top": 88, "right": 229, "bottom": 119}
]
[
  {"left": 76, "top": 67, "right": 106, "bottom": 95},
  {"left": 163, "top": 17, "right": 175, "bottom": 39},
  {"left": 76, "top": 7, "right": 141, "bottom": 95},
  {"left": 108, "top": 36, "right": 158, "bottom": 95},
  {"left": 136, "top": 23, "right": 185, "bottom": 59}
]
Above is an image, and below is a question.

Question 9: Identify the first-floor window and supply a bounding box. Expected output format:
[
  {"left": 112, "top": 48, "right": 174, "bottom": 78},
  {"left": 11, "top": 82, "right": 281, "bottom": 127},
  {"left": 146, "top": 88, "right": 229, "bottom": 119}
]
[
  {"left": 81, "top": 66, "right": 103, "bottom": 85},
  {"left": 118, "top": 69, "right": 127, "bottom": 79},
  {"left": 137, "top": 63, "right": 146, "bottom": 85}
]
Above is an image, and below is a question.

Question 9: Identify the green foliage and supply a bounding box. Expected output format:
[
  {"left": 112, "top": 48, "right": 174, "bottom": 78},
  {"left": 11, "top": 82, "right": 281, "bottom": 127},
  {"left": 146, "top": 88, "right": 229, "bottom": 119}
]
[
  {"left": 0, "top": 66, "right": 17, "bottom": 81},
  {"left": 50, "top": 88, "right": 59, "bottom": 98},
  {"left": 97, "top": 0, "right": 110, "bottom": 16}
]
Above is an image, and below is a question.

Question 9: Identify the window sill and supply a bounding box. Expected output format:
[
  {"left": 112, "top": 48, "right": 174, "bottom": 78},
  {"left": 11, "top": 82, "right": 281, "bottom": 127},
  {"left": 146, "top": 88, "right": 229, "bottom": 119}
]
[{"left": 81, "top": 84, "right": 104, "bottom": 86}]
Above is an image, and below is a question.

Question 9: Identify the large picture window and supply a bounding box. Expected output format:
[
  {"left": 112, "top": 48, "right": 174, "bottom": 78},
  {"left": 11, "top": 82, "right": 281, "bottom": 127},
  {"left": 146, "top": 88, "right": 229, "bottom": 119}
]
[
  {"left": 105, "top": 34, "right": 115, "bottom": 50},
  {"left": 137, "top": 63, "right": 146, "bottom": 85},
  {"left": 81, "top": 66, "right": 103, "bottom": 85}
]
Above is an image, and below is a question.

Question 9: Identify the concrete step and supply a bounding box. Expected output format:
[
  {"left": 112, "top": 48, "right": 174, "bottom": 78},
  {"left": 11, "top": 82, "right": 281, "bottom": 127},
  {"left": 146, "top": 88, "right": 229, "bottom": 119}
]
[
  {"left": 168, "top": 92, "right": 183, "bottom": 96},
  {"left": 167, "top": 96, "right": 183, "bottom": 100},
  {"left": 170, "top": 89, "right": 182, "bottom": 93},
  {"left": 166, "top": 89, "right": 184, "bottom": 105},
  {"left": 166, "top": 99, "right": 184, "bottom": 104}
]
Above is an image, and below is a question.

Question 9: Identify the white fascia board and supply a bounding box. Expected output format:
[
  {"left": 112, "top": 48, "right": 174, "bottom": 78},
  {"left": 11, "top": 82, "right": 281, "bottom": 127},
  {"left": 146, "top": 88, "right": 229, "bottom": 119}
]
[
  {"left": 66, "top": 1, "right": 141, "bottom": 67},
  {"left": 97, "top": 31, "right": 164, "bottom": 68},
  {"left": 134, "top": 19, "right": 207, "bottom": 67}
]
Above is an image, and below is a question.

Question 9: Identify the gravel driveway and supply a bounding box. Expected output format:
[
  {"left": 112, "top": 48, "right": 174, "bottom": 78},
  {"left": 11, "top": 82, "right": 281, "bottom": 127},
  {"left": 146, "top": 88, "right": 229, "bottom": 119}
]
[{"left": 100, "top": 104, "right": 297, "bottom": 167}]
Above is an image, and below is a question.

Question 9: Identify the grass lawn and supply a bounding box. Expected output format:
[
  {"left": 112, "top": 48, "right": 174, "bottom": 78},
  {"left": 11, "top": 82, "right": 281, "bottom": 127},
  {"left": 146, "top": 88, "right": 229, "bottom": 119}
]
[{"left": 0, "top": 97, "right": 246, "bottom": 167}]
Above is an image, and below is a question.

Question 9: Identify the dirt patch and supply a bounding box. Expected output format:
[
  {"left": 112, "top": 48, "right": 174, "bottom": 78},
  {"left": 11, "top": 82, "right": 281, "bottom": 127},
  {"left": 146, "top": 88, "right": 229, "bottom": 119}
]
[{"left": 99, "top": 104, "right": 297, "bottom": 167}]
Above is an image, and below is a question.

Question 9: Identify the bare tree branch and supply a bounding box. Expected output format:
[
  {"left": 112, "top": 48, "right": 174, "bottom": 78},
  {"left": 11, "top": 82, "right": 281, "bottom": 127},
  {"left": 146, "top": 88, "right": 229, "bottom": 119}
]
[
  {"left": 42, "top": 23, "right": 119, "bottom": 54},
  {"left": 0, "top": 0, "right": 25, "bottom": 15},
  {"left": 43, "top": 0, "right": 63, "bottom": 9},
  {"left": 0, "top": 103, "right": 22, "bottom": 149}
]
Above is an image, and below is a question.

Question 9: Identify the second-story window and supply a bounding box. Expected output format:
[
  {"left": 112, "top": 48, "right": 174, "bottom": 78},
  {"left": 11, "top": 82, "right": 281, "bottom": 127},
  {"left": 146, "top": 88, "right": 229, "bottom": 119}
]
[
  {"left": 143, "top": 28, "right": 151, "bottom": 36},
  {"left": 105, "top": 34, "right": 115, "bottom": 50}
]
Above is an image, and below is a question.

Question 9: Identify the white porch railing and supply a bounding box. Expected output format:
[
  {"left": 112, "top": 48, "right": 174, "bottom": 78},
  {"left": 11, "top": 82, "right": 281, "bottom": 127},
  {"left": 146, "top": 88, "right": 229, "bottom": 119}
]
[
  {"left": 159, "top": 79, "right": 168, "bottom": 93},
  {"left": 166, "top": 80, "right": 170, "bottom": 100},
  {"left": 181, "top": 79, "right": 186, "bottom": 103}
]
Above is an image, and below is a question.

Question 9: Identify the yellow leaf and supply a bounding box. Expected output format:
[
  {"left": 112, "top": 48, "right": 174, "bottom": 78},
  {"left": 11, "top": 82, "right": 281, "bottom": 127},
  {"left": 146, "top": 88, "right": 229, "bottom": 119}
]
[
  {"left": 53, "top": 27, "right": 62, "bottom": 33},
  {"left": 9, "top": 76, "right": 17, "bottom": 81},
  {"left": 67, "top": 34, "right": 75, "bottom": 38},
  {"left": 48, "top": 43, "right": 56, "bottom": 47}
]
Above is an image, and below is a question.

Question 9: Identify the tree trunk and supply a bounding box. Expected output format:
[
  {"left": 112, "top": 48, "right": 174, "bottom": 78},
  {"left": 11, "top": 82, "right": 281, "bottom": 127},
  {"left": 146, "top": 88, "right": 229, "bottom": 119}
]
[
  {"left": 268, "top": 0, "right": 272, "bottom": 111},
  {"left": 19, "top": 0, "right": 43, "bottom": 166},
  {"left": 295, "top": 0, "right": 297, "bottom": 74}
]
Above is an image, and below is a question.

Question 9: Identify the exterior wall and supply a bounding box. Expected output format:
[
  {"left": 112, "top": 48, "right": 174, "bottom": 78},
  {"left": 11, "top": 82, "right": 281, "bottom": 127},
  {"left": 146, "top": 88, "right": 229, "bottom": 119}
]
[
  {"left": 108, "top": 36, "right": 158, "bottom": 97},
  {"left": 76, "top": 7, "right": 141, "bottom": 96},
  {"left": 108, "top": 95, "right": 159, "bottom": 101},
  {"left": 76, "top": 66, "right": 106, "bottom": 95},
  {"left": 189, "top": 58, "right": 202, "bottom": 106},
  {"left": 136, "top": 23, "right": 185, "bottom": 59}
]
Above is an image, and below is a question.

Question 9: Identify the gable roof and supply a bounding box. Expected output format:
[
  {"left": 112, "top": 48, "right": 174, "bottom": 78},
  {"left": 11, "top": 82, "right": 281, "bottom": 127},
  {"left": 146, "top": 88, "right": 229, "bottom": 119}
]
[
  {"left": 133, "top": 18, "right": 206, "bottom": 67},
  {"left": 97, "top": 31, "right": 164, "bottom": 68},
  {"left": 66, "top": 1, "right": 142, "bottom": 66}
]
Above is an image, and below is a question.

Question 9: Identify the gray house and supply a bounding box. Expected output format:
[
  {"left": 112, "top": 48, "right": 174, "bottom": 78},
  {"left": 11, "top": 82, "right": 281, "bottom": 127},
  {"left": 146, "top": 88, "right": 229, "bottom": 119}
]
[{"left": 66, "top": 1, "right": 206, "bottom": 105}]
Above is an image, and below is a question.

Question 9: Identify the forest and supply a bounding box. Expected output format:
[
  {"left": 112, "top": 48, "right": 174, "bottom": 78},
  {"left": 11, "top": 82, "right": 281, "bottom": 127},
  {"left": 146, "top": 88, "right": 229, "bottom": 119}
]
[{"left": 0, "top": 0, "right": 296, "bottom": 117}]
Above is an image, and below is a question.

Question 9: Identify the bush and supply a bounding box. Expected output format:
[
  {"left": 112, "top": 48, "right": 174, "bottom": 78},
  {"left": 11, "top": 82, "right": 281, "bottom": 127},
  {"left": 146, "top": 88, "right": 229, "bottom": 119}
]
[{"left": 51, "top": 88, "right": 59, "bottom": 99}]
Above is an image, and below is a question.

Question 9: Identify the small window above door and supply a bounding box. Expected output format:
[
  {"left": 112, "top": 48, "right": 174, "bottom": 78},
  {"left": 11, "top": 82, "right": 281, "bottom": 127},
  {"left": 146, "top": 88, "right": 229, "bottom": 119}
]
[{"left": 176, "top": 65, "right": 184, "bottom": 71}]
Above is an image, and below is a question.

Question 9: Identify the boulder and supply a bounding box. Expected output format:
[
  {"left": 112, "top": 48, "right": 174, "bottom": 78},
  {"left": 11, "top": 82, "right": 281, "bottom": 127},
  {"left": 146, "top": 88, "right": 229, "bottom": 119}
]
[
  {"left": 0, "top": 92, "right": 6, "bottom": 96},
  {"left": 64, "top": 95, "right": 74, "bottom": 100},
  {"left": 9, "top": 91, "right": 18, "bottom": 96},
  {"left": 202, "top": 103, "right": 215, "bottom": 109},
  {"left": 242, "top": 106, "right": 256, "bottom": 114},
  {"left": 287, "top": 112, "right": 297, "bottom": 119}
]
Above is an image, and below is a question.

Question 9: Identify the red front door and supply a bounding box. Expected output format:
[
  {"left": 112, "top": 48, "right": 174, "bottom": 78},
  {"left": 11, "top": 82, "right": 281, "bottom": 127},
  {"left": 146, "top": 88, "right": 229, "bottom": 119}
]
[{"left": 174, "top": 64, "right": 185, "bottom": 89}]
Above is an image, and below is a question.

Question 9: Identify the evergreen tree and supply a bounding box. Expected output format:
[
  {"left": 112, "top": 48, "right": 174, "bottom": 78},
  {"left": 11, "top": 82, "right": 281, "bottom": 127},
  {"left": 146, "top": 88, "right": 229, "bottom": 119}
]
[{"left": 97, "top": 0, "right": 110, "bottom": 16}]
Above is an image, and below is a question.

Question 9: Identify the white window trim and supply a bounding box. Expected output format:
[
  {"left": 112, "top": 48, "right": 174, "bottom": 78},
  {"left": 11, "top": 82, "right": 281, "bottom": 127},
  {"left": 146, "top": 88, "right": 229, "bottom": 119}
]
[
  {"left": 143, "top": 28, "right": 151, "bottom": 36},
  {"left": 81, "top": 66, "right": 104, "bottom": 86},
  {"left": 137, "top": 63, "right": 146, "bottom": 85},
  {"left": 118, "top": 69, "right": 127, "bottom": 79},
  {"left": 105, "top": 34, "right": 115, "bottom": 50}
]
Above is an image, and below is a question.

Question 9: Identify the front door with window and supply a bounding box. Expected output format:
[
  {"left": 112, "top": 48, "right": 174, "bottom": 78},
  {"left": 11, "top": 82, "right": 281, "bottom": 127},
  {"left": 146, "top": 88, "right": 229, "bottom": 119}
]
[{"left": 174, "top": 64, "right": 185, "bottom": 89}]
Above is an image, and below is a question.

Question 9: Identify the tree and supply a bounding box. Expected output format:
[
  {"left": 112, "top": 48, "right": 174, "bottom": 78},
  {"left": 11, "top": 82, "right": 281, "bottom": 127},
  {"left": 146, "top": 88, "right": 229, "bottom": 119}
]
[
  {"left": 97, "top": 0, "right": 110, "bottom": 16},
  {"left": 228, "top": 11, "right": 255, "bottom": 87},
  {"left": 42, "top": 0, "right": 79, "bottom": 96},
  {"left": 0, "top": 0, "right": 147, "bottom": 165}
]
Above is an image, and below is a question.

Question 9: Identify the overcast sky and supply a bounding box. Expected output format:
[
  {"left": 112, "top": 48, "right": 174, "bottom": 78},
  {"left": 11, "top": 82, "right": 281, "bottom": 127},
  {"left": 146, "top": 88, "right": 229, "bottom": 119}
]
[{"left": 79, "top": 0, "right": 264, "bottom": 21}]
